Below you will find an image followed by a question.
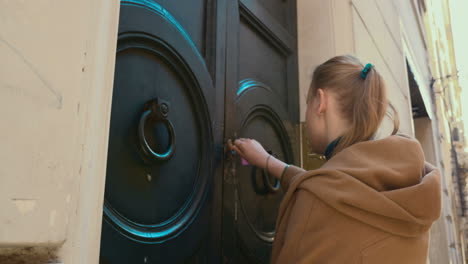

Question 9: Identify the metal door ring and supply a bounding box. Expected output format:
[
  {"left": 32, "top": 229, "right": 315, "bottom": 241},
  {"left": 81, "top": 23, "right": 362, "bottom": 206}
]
[{"left": 138, "top": 98, "right": 176, "bottom": 161}]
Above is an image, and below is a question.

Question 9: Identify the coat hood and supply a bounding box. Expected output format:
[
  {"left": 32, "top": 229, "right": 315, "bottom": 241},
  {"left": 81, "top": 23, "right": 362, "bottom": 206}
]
[{"left": 279, "top": 134, "right": 442, "bottom": 238}]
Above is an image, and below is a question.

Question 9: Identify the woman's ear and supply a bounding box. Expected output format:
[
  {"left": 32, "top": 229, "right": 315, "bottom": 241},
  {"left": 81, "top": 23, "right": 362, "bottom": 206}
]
[{"left": 316, "top": 88, "right": 327, "bottom": 115}]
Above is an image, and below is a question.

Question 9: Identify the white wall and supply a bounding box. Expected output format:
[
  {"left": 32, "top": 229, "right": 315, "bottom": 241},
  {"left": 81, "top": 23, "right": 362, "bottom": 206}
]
[
  {"left": 297, "top": 0, "right": 354, "bottom": 123},
  {"left": 352, "top": 0, "right": 413, "bottom": 136},
  {"left": 0, "top": 0, "right": 119, "bottom": 262}
]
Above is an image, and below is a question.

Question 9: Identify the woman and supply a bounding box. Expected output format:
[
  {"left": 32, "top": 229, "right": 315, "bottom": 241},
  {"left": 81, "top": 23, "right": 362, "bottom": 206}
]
[{"left": 227, "top": 55, "right": 441, "bottom": 263}]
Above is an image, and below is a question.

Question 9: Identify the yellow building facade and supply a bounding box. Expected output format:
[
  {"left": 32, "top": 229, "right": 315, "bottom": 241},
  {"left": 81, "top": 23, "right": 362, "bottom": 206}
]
[{"left": 424, "top": 0, "right": 468, "bottom": 262}]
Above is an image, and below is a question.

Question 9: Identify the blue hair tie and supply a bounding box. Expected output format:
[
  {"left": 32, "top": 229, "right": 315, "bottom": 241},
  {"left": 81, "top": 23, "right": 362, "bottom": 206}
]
[{"left": 360, "top": 63, "right": 373, "bottom": 79}]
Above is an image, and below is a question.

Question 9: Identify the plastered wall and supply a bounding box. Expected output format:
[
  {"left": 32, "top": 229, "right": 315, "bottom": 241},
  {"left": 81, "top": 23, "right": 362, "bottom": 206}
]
[{"left": 0, "top": 0, "right": 119, "bottom": 263}]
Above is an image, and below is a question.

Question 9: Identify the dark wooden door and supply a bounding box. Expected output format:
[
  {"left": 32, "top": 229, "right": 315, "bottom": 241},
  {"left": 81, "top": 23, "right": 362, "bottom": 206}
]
[
  {"left": 100, "top": 0, "right": 298, "bottom": 263},
  {"left": 99, "top": 1, "right": 224, "bottom": 263},
  {"left": 222, "top": 0, "right": 298, "bottom": 263}
]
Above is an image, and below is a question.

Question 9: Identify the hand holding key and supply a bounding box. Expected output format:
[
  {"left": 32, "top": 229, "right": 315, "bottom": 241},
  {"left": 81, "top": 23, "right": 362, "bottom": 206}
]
[{"left": 227, "top": 138, "right": 270, "bottom": 169}]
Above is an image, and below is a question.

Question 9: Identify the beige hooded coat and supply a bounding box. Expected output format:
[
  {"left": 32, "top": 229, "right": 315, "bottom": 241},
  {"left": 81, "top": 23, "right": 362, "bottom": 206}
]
[{"left": 271, "top": 135, "right": 442, "bottom": 264}]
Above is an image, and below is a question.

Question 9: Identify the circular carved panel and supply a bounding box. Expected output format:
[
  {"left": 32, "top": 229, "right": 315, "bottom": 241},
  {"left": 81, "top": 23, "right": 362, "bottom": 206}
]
[
  {"left": 234, "top": 79, "right": 294, "bottom": 263},
  {"left": 104, "top": 35, "right": 206, "bottom": 241},
  {"left": 100, "top": 2, "right": 214, "bottom": 263}
]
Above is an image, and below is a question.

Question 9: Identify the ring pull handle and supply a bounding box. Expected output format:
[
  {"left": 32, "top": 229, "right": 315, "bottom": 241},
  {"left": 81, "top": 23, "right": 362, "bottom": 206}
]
[
  {"left": 138, "top": 97, "right": 176, "bottom": 162},
  {"left": 263, "top": 150, "right": 280, "bottom": 193}
]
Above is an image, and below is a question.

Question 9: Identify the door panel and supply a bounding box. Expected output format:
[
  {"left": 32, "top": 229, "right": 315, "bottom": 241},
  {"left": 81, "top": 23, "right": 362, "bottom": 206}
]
[
  {"left": 257, "top": 0, "right": 288, "bottom": 26},
  {"left": 238, "top": 0, "right": 299, "bottom": 121},
  {"left": 239, "top": 19, "right": 287, "bottom": 100},
  {"left": 223, "top": 0, "right": 298, "bottom": 263},
  {"left": 100, "top": 1, "right": 215, "bottom": 263},
  {"left": 161, "top": 0, "right": 207, "bottom": 56},
  {"left": 100, "top": 0, "right": 297, "bottom": 263},
  {"left": 234, "top": 83, "right": 294, "bottom": 263}
]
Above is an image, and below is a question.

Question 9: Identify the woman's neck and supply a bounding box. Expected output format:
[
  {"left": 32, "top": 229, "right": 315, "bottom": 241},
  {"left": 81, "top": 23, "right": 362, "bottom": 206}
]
[{"left": 324, "top": 118, "right": 349, "bottom": 146}]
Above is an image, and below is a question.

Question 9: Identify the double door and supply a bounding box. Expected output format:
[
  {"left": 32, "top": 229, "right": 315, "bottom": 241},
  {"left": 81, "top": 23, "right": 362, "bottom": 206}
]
[{"left": 99, "top": 1, "right": 298, "bottom": 263}]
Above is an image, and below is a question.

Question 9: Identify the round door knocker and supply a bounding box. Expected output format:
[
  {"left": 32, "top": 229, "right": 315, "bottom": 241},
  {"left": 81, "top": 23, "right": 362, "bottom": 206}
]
[
  {"left": 263, "top": 150, "right": 280, "bottom": 193},
  {"left": 138, "top": 97, "right": 176, "bottom": 162}
]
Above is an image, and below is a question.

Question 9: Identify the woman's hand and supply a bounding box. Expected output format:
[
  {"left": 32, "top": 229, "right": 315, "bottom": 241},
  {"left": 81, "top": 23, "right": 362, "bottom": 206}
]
[{"left": 227, "top": 138, "right": 270, "bottom": 169}]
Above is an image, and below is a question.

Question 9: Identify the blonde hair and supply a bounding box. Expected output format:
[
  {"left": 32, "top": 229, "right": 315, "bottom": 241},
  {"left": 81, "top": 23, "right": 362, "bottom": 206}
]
[{"left": 307, "top": 55, "right": 399, "bottom": 157}]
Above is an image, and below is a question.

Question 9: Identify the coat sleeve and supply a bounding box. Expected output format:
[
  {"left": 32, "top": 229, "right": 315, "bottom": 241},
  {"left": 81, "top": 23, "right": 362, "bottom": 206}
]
[{"left": 280, "top": 164, "right": 306, "bottom": 191}]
